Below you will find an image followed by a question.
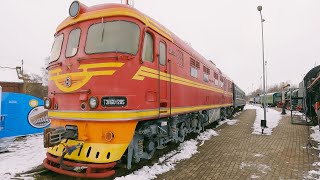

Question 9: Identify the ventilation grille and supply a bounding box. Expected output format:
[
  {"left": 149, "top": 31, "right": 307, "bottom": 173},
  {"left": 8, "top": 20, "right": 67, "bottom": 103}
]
[{"left": 190, "top": 58, "right": 200, "bottom": 69}]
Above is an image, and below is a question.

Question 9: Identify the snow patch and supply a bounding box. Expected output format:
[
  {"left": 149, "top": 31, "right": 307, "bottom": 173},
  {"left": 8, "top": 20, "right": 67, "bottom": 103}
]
[
  {"left": 217, "top": 119, "right": 239, "bottom": 127},
  {"left": 226, "top": 119, "right": 238, "bottom": 125},
  {"left": 254, "top": 153, "right": 264, "bottom": 157},
  {"left": 116, "top": 129, "right": 219, "bottom": 180},
  {"left": 311, "top": 126, "right": 320, "bottom": 143},
  {"left": 0, "top": 134, "right": 45, "bottom": 180},
  {"left": 244, "top": 104, "right": 261, "bottom": 110},
  {"left": 306, "top": 125, "right": 320, "bottom": 179},
  {"left": 240, "top": 162, "right": 270, "bottom": 174},
  {"left": 251, "top": 174, "right": 260, "bottom": 179},
  {"left": 251, "top": 107, "right": 282, "bottom": 135}
]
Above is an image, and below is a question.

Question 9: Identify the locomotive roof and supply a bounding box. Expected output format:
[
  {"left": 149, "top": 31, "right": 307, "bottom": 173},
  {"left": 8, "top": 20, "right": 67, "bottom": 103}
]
[
  {"left": 57, "top": 3, "right": 232, "bottom": 82},
  {"left": 304, "top": 65, "right": 320, "bottom": 82}
]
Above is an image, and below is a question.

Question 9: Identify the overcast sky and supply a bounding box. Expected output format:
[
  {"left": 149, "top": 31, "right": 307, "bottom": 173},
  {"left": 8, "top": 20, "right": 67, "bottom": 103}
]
[{"left": 0, "top": 0, "right": 319, "bottom": 94}]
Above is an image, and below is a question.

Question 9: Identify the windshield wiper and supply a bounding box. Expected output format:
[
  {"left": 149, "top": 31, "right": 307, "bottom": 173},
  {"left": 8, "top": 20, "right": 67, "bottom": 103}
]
[{"left": 101, "top": 18, "right": 105, "bottom": 42}]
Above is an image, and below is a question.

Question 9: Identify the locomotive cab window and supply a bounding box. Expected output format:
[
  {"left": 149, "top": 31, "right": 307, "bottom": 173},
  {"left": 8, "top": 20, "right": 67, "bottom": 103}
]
[
  {"left": 85, "top": 21, "right": 140, "bottom": 55},
  {"left": 159, "top": 42, "right": 166, "bottom": 65},
  {"left": 50, "top": 34, "right": 64, "bottom": 62},
  {"left": 142, "top": 32, "right": 154, "bottom": 62},
  {"left": 66, "top": 28, "right": 81, "bottom": 57}
]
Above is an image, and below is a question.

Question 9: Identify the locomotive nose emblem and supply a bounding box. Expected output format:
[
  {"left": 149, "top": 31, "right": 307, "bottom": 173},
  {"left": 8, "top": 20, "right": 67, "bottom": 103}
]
[{"left": 64, "top": 77, "right": 72, "bottom": 87}]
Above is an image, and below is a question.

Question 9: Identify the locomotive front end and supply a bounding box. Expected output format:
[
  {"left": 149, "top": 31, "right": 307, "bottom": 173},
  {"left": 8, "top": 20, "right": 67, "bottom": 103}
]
[{"left": 43, "top": 2, "right": 148, "bottom": 178}]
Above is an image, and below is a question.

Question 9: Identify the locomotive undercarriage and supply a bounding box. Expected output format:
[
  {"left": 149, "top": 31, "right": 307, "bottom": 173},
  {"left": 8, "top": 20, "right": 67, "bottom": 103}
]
[{"left": 125, "top": 108, "right": 228, "bottom": 169}]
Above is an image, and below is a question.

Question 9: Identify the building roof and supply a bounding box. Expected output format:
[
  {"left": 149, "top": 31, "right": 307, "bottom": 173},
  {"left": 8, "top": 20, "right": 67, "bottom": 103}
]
[{"left": 0, "top": 68, "right": 23, "bottom": 83}]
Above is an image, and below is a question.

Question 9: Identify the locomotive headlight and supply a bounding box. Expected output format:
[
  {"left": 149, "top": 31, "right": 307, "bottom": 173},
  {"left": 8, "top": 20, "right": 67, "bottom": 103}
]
[
  {"left": 69, "top": 1, "right": 80, "bottom": 18},
  {"left": 44, "top": 98, "right": 52, "bottom": 109},
  {"left": 89, "top": 96, "right": 98, "bottom": 109}
]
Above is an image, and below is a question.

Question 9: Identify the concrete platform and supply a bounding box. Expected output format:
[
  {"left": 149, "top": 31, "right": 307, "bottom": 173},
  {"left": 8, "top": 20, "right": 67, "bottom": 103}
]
[{"left": 157, "top": 109, "right": 320, "bottom": 179}]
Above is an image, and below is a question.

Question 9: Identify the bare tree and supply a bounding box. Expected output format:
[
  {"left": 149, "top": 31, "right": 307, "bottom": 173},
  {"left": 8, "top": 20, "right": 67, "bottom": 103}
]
[{"left": 41, "top": 57, "right": 49, "bottom": 86}]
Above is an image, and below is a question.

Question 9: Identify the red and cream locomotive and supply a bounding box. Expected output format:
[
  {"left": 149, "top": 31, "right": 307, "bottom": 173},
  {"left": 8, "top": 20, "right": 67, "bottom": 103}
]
[{"left": 43, "top": 1, "right": 245, "bottom": 178}]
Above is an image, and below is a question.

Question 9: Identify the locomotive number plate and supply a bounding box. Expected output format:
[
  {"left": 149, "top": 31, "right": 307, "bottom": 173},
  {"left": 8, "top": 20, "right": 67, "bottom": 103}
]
[{"left": 101, "top": 96, "right": 127, "bottom": 107}]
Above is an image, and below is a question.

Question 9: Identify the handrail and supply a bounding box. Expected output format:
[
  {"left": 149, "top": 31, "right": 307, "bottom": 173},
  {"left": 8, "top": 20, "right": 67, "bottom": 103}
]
[
  {"left": 77, "top": 56, "right": 118, "bottom": 62},
  {"left": 51, "top": 89, "right": 91, "bottom": 95}
]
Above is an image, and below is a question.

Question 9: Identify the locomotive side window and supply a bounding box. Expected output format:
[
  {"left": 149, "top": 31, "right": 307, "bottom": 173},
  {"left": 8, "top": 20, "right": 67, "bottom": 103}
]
[
  {"left": 214, "top": 72, "right": 219, "bottom": 86},
  {"left": 66, "top": 28, "right": 81, "bottom": 58},
  {"left": 159, "top": 42, "right": 166, "bottom": 65},
  {"left": 190, "top": 58, "right": 199, "bottom": 78},
  {"left": 142, "top": 32, "right": 154, "bottom": 62},
  {"left": 203, "top": 66, "right": 210, "bottom": 83},
  {"left": 85, "top": 21, "right": 140, "bottom": 55},
  {"left": 50, "top": 34, "right": 64, "bottom": 62},
  {"left": 220, "top": 76, "right": 224, "bottom": 88}
]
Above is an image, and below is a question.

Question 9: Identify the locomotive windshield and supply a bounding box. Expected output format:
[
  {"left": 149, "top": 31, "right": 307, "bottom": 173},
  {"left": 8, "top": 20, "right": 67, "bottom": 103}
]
[
  {"left": 85, "top": 21, "right": 140, "bottom": 55},
  {"left": 66, "top": 28, "right": 81, "bottom": 57},
  {"left": 50, "top": 34, "right": 64, "bottom": 62}
]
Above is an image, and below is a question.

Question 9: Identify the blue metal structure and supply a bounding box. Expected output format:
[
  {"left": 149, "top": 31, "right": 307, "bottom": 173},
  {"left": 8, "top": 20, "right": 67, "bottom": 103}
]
[{"left": 0, "top": 92, "right": 50, "bottom": 138}]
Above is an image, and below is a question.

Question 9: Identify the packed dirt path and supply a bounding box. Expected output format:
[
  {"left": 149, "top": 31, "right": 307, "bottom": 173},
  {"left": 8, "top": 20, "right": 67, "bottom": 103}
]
[{"left": 157, "top": 109, "right": 320, "bottom": 179}]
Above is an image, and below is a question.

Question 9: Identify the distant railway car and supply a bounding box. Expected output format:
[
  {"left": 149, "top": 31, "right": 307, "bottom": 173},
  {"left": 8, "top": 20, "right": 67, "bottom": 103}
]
[
  {"left": 43, "top": 1, "right": 246, "bottom": 178},
  {"left": 232, "top": 83, "right": 245, "bottom": 111},
  {"left": 303, "top": 65, "right": 320, "bottom": 121},
  {"left": 254, "top": 96, "right": 261, "bottom": 104},
  {"left": 291, "top": 89, "right": 303, "bottom": 111},
  {"left": 261, "top": 92, "right": 281, "bottom": 107}
]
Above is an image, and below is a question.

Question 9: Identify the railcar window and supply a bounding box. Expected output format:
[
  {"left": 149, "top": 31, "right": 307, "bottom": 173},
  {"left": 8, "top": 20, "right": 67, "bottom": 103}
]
[
  {"left": 220, "top": 76, "right": 224, "bottom": 88},
  {"left": 142, "top": 32, "right": 154, "bottom": 62},
  {"left": 159, "top": 42, "right": 166, "bottom": 65},
  {"left": 85, "top": 21, "right": 140, "bottom": 55},
  {"left": 203, "top": 74, "right": 209, "bottom": 82},
  {"left": 214, "top": 72, "right": 219, "bottom": 86},
  {"left": 191, "top": 67, "right": 198, "bottom": 78},
  {"left": 190, "top": 58, "right": 199, "bottom": 78},
  {"left": 50, "top": 34, "right": 64, "bottom": 62},
  {"left": 203, "top": 66, "right": 210, "bottom": 83},
  {"left": 66, "top": 28, "right": 81, "bottom": 57}
]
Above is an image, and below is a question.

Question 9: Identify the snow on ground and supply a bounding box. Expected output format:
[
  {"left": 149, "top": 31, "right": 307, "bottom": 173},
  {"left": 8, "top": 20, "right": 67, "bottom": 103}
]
[
  {"left": 251, "top": 174, "right": 260, "bottom": 179},
  {"left": 244, "top": 104, "right": 261, "bottom": 110},
  {"left": 0, "top": 134, "right": 45, "bottom": 180},
  {"left": 115, "top": 129, "right": 219, "bottom": 180},
  {"left": 254, "top": 153, "right": 264, "bottom": 157},
  {"left": 226, "top": 119, "right": 238, "bottom": 125},
  {"left": 311, "top": 126, "right": 320, "bottom": 142},
  {"left": 306, "top": 125, "right": 320, "bottom": 179},
  {"left": 240, "top": 162, "right": 271, "bottom": 174},
  {"left": 245, "top": 104, "right": 282, "bottom": 135}
]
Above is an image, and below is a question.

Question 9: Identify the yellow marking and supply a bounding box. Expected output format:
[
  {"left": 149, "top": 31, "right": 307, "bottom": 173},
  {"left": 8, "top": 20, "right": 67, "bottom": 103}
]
[
  {"left": 47, "top": 139, "right": 128, "bottom": 163},
  {"left": 49, "top": 68, "right": 62, "bottom": 75},
  {"left": 171, "top": 104, "right": 232, "bottom": 114},
  {"left": 48, "top": 104, "right": 233, "bottom": 121},
  {"left": 57, "top": 7, "right": 173, "bottom": 42},
  {"left": 79, "top": 62, "right": 124, "bottom": 70},
  {"left": 133, "top": 66, "right": 233, "bottom": 96},
  {"left": 29, "top": 99, "right": 39, "bottom": 107},
  {"left": 49, "top": 109, "right": 159, "bottom": 120},
  {"left": 49, "top": 62, "right": 124, "bottom": 92}
]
